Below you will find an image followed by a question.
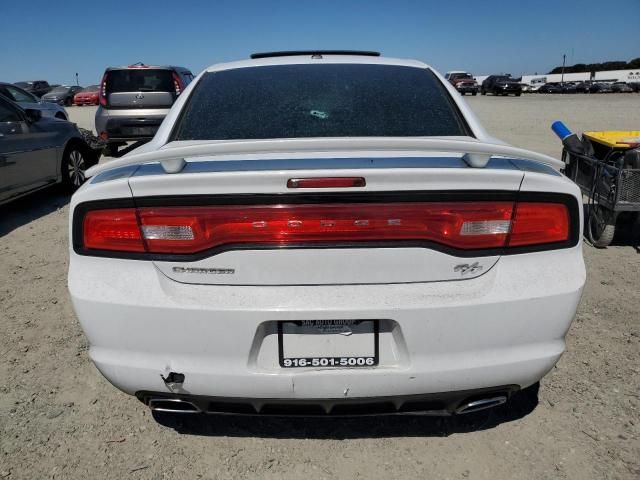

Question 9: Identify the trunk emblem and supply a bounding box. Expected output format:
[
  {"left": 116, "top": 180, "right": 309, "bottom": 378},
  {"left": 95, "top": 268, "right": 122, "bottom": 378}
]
[
  {"left": 172, "top": 267, "right": 235, "bottom": 275},
  {"left": 454, "top": 262, "right": 483, "bottom": 275},
  {"left": 135, "top": 93, "right": 145, "bottom": 99}
]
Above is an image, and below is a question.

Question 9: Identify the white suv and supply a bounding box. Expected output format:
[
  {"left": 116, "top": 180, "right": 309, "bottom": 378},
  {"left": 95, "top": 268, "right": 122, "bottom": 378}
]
[{"left": 68, "top": 51, "right": 585, "bottom": 416}]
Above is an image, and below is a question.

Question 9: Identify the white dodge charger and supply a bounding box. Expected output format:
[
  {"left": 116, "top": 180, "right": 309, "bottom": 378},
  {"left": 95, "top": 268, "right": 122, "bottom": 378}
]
[{"left": 68, "top": 51, "right": 585, "bottom": 416}]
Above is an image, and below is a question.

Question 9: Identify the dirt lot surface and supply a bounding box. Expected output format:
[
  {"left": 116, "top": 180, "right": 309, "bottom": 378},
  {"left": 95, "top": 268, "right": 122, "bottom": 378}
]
[{"left": 1, "top": 94, "right": 639, "bottom": 479}]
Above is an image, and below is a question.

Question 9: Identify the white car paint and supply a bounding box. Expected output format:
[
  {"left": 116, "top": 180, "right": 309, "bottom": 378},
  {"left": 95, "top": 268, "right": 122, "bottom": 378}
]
[{"left": 68, "top": 53, "right": 585, "bottom": 414}]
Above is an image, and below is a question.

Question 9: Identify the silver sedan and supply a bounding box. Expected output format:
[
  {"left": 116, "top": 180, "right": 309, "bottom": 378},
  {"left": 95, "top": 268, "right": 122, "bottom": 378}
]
[{"left": 0, "top": 95, "right": 97, "bottom": 205}]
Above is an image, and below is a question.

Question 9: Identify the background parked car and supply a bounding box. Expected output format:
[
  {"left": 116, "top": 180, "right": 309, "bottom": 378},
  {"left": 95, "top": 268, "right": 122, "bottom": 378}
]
[
  {"left": 574, "top": 81, "right": 591, "bottom": 93},
  {"left": 13, "top": 80, "right": 51, "bottom": 97},
  {"left": 589, "top": 83, "right": 613, "bottom": 93},
  {"left": 42, "top": 85, "right": 83, "bottom": 106},
  {"left": 0, "top": 95, "right": 97, "bottom": 204},
  {"left": 561, "top": 83, "right": 577, "bottom": 94},
  {"left": 95, "top": 63, "right": 194, "bottom": 156},
  {"left": 481, "top": 75, "right": 522, "bottom": 96},
  {"left": 74, "top": 85, "right": 100, "bottom": 105},
  {"left": 446, "top": 72, "right": 478, "bottom": 95},
  {"left": 611, "top": 82, "right": 633, "bottom": 93},
  {"left": 0, "top": 82, "right": 68, "bottom": 120},
  {"left": 526, "top": 83, "right": 544, "bottom": 93},
  {"left": 537, "top": 83, "right": 563, "bottom": 94}
]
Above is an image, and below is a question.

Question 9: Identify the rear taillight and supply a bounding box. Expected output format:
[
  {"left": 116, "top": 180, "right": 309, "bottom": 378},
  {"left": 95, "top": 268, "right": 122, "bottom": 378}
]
[
  {"left": 78, "top": 200, "right": 572, "bottom": 256},
  {"left": 508, "top": 202, "right": 569, "bottom": 246},
  {"left": 99, "top": 73, "right": 107, "bottom": 106},
  {"left": 83, "top": 209, "right": 145, "bottom": 252},
  {"left": 172, "top": 72, "right": 183, "bottom": 96},
  {"left": 134, "top": 202, "right": 516, "bottom": 253}
]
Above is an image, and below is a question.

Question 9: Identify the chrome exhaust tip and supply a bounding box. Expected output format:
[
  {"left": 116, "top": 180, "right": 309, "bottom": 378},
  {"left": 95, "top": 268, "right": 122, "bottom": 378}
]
[
  {"left": 148, "top": 398, "right": 201, "bottom": 413},
  {"left": 455, "top": 395, "right": 507, "bottom": 414}
]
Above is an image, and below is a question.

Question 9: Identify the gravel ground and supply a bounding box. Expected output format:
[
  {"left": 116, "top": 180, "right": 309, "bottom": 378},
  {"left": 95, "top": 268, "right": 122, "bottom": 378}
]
[{"left": 1, "top": 94, "right": 639, "bottom": 480}]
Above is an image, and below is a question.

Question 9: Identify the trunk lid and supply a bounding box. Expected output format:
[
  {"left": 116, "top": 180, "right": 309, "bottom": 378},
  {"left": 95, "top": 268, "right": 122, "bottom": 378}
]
[{"left": 126, "top": 153, "right": 526, "bottom": 286}]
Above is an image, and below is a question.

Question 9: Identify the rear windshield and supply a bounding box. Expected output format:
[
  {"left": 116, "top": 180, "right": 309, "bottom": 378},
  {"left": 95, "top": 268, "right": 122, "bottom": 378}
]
[
  {"left": 106, "top": 69, "right": 173, "bottom": 93},
  {"left": 82, "top": 85, "right": 100, "bottom": 91},
  {"left": 171, "top": 64, "right": 470, "bottom": 141},
  {"left": 50, "top": 86, "right": 71, "bottom": 93}
]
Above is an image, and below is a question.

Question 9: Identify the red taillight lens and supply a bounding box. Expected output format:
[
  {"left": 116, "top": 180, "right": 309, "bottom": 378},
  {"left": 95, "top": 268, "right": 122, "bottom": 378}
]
[
  {"left": 508, "top": 202, "right": 569, "bottom": 247},
  {"left": 83, "top": 209, "right": 145, "bottom": 252},
  {"left": 138, "top": 202, "right": 514, "bottom": 253},
  {"left": 80, "top": 203, "right": 512, "bottom": 254},
  {"left": 99, "top": 73, "right": 107, "bottom": 106},
  {"left": 172, "top": 72, "right": 183, "bottom": 96},
  {"left": 80, "top": 201, "right": 571, "bottom": 255}
]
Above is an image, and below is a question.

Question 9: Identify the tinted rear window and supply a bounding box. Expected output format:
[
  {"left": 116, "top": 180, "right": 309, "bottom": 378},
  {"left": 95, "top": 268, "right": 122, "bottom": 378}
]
[
  {"left": 106, "top": 69, "right": 173, "bottom": 93},
  {"left": 172, "top": 64, "right": 470, "bottom": 141}
]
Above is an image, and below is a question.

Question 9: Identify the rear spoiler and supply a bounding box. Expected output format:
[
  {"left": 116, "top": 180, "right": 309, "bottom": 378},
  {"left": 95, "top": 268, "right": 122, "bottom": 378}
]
[{"left": 87, "top": 137, "right": 563, "bottom": 178}]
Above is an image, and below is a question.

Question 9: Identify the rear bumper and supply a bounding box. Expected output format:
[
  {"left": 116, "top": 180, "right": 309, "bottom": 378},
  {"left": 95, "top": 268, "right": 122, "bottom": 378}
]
[
  {"left": 69, "top": 246, "right": 585, "bottom": 401},
  {"left": 95, "top": 107, "right": 168, "bottom": 142},
  {"left": 137, "top": 385, "right": 521, "bottom": 416},
  {"left": 455, "top": 85, "right": 478, "bottom": 93},
  {"left": 495, "top": 86, "right": 521, "bottom": 94},
  {"left": 103, "top": 117, "right": 163, "bottom": 141}
]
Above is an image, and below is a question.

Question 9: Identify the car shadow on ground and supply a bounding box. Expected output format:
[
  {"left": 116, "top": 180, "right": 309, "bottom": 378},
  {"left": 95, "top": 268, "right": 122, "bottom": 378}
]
[
  {"left": 0, "top": 188, "right": 70, "bottom": 238},
  {"left": 152, "top": 384, "right": 539, "bottom": 439},
  {"left": 610, "top": 212, "right": 640, "bottom": 250}
]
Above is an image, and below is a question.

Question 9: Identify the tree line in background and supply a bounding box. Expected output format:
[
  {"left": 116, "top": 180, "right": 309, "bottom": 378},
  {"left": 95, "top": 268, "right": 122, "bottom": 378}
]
[{"left": 548, "top": 58, "right": 640, "bottom": 74}]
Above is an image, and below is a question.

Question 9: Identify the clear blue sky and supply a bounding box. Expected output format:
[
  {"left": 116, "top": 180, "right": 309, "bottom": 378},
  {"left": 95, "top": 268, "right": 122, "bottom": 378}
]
[{"left": 1, "top": 0, "right": 638, "bottom": 86}]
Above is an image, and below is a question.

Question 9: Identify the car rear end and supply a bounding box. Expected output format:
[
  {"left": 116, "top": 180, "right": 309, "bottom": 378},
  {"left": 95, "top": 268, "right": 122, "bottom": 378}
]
[
  {"left": 69, "top": 55, "right": 585, "bottom": 416},
  {"left": 95, "top": 66, "right": 186, "bottom": 145},
  {"left": 495, "top": 79, "right": 522, "bottom": 96}
]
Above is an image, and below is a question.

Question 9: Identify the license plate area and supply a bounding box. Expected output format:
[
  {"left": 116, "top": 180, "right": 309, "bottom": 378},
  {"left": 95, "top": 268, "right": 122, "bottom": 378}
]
[
  {"left": 278, "top": 320, "right": 379, "bottom": 368},
  {"left": 124, "top": 126, "right": 156, "bottom": 136}
]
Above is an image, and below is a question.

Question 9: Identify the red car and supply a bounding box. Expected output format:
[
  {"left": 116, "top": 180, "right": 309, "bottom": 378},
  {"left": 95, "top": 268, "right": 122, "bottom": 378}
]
[
  {"left": 447, "top": 72, "right": 479, "bottom": 96},
  {"left": 74, "top": 85, "right": 100, "bottom": 106}
]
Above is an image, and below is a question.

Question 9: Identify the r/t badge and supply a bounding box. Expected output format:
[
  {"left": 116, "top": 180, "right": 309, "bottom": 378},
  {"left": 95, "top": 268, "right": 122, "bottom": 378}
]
[{"left": 454, "top": 262, "right": 483, "bottom": 275}]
